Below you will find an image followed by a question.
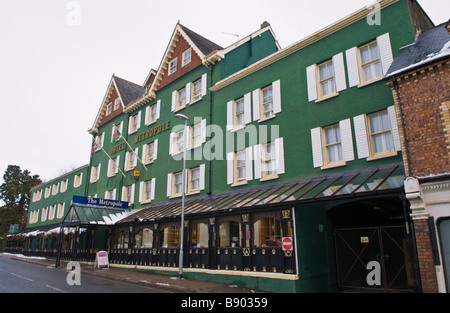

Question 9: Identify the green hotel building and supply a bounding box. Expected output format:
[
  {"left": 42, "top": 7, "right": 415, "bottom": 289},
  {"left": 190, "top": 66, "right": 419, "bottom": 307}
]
[{"left": 9, "top": 0, "right": 438, "bottom": 292}]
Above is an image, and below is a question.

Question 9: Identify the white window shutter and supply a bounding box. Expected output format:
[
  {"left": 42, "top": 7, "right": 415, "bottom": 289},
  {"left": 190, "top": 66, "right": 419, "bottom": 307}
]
[
  {"left": 377, "top": 33, "right": 394, "bottom": 76},
  {"left": 169, "top": 132, "right": 174, "bottom": 155},
  {"left": 139, "top": 181, "right": 144, "bottom": 203},
  {"left": 333, "top": 53, "right": 347, "bottom": 92},
  {"left": 273, "top": 80, "right": 282, "bottom": 114},
  {"left": 90, "top": 166, "right": 95, "bottom": 182},
  {"left": 156, "top": 100, "right": 161, "bottom": 119},
  {"left": 125, "top": 152, "right": 130, "bottom": 170},
  {"left": 227, "top": 152, "right": 234, "bottom": 185},
  {"left": 339, "top": 119, "right": 355, "bottom": 161},
  {"left": 227, "top": 101, "right": 233, "bottom": 131},
  {"left": 252, "top": 89, "right": 260, "bottom": 121},
  {"left": 201, "top": 73, "right": 207, "bottom": 96},
  {"left": 167, "top": 173, "right": 172, "bottom": 197},
  {"left": 201, "top": 119, "right": 206, "bottom": 144},
  {"left": 254, "top": 145, "right": 262, "bottom": 179},
  {"left": 137, "top": 112, "right": 141, "bottom": 130},
  {"left": 185, "top": 126, "right": 190, "bottom": 150},
  {"left": 346, "top": 47, "right": 360, "bottom": 87},
  {"left": 199, "top": 164, "right": 205, "bottom": 191},
  {"left": 150, "top": 178, "right": 156, "bottom": 200},
  {"left": 130, "top": 184, "right": 135, "bottom": 204},
  {"left": 112, "top": 189, "right": 116, "bottom": 200},
  {"left": 184, "top": 169, "right": 188, "bottom": 194},
  {"left": 185, "top": 82, "right": 191, "bottom": 105},
  {"left": 154, "top": 139, "right": 159, "bottom": 160},
  {"left": 142, "top": 144, "right": 148, "bottom": 163},
  {"left": 101, "top": 132, "right": 105, "bottom": 148},
  {"left": 353, "top": 114, "right": 370, "bottom": 159},
  {"left": 171, "top": 91, "right": 177, "bottom": 112},
  {"left": 128, "top": 115, "right": 133, "bottom": 134},
  {"left": 275, "top": 137, "right": 285, "bottom": 175},
  {"left": 115, "top": 155, "right": 120, "bottom": 174},
  {"left": 145, "top": 106, "right": 150, "bottom": 125},
  {"left": 121, "top": 186, "right": 126, "bottom": 202},
  {"left": 244, "top": 92, "right": 252, "bottom": 125},
  {"left": 132, "top": 148, "right": 139, "bottom": 167},
  {"left": 388, "top": 105, "right": 401, "bottom": 151},
  {"left": 306, "top": 64, "right": 318, "bottom": 102},
  {"left": 107, "top": 159, "right": 112, "bottom": 177},
  {"left": 245, "top": 147, "right": 253, "bottom": 181},
  {"left": 311, "top": 127, "right": 323, "bottom": 168}
]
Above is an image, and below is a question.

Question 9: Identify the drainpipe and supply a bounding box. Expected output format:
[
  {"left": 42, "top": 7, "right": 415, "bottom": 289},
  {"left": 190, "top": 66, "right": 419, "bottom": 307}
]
[
  {"left": 392, "top": 77, "right": 413, "bottom": 176},
  {"left": 207, "top": 65, "right": 214, "bottom": 195}
]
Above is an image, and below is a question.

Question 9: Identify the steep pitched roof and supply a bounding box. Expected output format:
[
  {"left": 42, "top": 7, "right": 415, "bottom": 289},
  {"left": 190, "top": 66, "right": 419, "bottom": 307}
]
[
  {"left": 124, "top": 23, "right": 223, "bottom": 113},
  {"left": 386, "top": 20, "right": 450, "bottom": 77},
  {"left": 88, "top": 75, "right": 145, "bottom": 135}
]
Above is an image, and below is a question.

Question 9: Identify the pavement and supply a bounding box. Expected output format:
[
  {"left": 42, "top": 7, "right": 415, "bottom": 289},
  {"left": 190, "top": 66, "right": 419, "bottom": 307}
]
[{"left": 1, "top": 253, "right": 263, "bottom": 293}]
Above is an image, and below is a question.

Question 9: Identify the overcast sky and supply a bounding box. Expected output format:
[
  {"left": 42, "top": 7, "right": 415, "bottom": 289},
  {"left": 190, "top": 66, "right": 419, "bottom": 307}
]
[{"left": 0, "top": 0, "right": 448, "bottom": 188}]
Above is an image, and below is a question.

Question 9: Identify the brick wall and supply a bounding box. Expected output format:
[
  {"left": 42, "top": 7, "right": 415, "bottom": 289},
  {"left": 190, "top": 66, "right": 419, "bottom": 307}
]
[
  {"left": 412, "top": 218, "right": 439, "bottom": 293},
  {"left": 389, "top": 60, "right": 450, "bottom": 177}
]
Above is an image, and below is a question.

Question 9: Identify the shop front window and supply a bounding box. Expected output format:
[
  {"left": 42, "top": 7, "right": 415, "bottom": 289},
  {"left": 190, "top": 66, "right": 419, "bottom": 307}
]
[
  {"left": 218, "top": 221, "right": 241, "bottom": 247},
  {"left": 161, "top": 226, "right": 180, "bottom": 248},
  {"left": 191, "top": 223, "right": 209, "bottom": 248},
  {"left": 253, "top": 217, "right": 282, "bottom": 247},
  {"left": 134, "top": 228, "right": 153, "bottom": 248},
  {"left": 114, "top": 231, "right": 129, "bottom": 249}
]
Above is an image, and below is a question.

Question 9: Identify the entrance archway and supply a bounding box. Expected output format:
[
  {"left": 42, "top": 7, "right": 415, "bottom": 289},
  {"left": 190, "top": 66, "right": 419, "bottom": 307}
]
[{"left": 329, "top": 197, "right": 415, "bottom": 292}]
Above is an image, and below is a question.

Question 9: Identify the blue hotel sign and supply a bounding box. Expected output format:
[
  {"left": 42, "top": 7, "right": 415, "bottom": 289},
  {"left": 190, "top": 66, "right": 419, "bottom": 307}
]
[{"left": 72, "top": 195, "right": 129, "bottom": 209}]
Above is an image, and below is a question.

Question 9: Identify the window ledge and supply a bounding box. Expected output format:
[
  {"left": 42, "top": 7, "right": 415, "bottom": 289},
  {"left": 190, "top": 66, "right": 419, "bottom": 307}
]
[
  {"left": 230, "top": 125, "right": 246, "bottom": 133},
  {"left": 367, "top": 150, "right": 397, "bottom": 161},
  {"left": 186, "top": 190, "right": 201, "bottom": 196},
  {"left": 260, "top": 174, "right": 279, "bottom": 182},
  {"left": 357, "top": 76, "right": 384, "bottom": 88},
  {"left": 258, "top": 114, "right": 277, "bottom": 123},
  {"left": 315, "top": 92, "right": 339, "bottom": 103},
  {"left": 321, "top": 160, "right": 347, "bottom": 170},
  {"left": 231, "top": 181, "right": 248, "bottom": 187}
]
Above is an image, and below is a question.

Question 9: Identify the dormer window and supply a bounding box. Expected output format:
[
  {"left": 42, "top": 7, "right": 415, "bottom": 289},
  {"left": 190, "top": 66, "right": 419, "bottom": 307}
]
[
  {"left": 182, "top": 48, "right": 191, "bottom": 67},
  {"left": 169, "top": 58, "right": 177, "bottom": 75}
]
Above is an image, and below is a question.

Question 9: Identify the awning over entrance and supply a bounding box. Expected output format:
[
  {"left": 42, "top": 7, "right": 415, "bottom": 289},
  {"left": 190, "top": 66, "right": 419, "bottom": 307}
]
[
  {"left": 61, "top": 203, "right": 131, "bottom": 227},
  {"left": 118, "top": 163, "right": 405, "bottom": 225}
]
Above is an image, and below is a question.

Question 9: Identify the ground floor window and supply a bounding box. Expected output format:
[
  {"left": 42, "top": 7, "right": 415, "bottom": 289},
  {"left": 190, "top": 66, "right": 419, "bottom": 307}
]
[
  {"left": 161, "top": 226, "right": 180, "bottom": 248},
  {"left": 134, "top": 228, "right": 153, "bottom": 248},
  {"left": 191, "top": 223, "right": 208, "bottom": 248},
  {"left": 114, "top": 230, "right": 129, "bottom": 248},
  {"left": 219, "top": 221, "right": 241, "bottom": 247}
]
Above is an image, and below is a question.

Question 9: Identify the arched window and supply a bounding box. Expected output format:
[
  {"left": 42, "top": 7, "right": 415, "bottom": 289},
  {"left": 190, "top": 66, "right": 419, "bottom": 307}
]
[
  {"left": 134, "top": 228, "right": 153, "bottom": 248},
  {"left": 191, "top": 223, "right": 209, "bottom": 248},
  {"left": 253, "top": 217, "right": 282, "bottom": 247},
  {"left": 161, "top": 226, "right": 180, "bottom": 248},
  {"left": 114, "top": 230, "right": 129, "bottom": 249},
  {"left": 218, "top": 221, "right": 241, "bottom": 247}
]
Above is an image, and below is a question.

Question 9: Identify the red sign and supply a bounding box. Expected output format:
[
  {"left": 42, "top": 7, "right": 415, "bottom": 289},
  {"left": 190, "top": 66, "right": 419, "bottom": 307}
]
[{"left": 282, "top": 237, "right": 293, "bottom": 251}]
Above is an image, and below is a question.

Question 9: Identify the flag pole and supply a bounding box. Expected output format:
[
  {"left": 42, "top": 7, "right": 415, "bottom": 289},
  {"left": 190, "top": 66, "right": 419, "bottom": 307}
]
[
  {"left": 100, "top": 147, "right": 126, "bottom": 178},
  {"left": 113, "top": 124, "right": 148, "bottom": 171}
]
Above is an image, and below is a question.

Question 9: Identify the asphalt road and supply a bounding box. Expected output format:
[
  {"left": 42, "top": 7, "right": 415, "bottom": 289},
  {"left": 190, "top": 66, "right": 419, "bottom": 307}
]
[{"left": 0, "top": 255, "right": 170, "bottom": 293}]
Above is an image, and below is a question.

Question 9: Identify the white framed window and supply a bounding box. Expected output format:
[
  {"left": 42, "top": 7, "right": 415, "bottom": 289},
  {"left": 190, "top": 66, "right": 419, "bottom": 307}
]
[
  {"left": 252, "top": 80, "right": 282, "bottom": 121},
  {"left": 182, "top": 48, "right": 191, "bottom": 67},
  {"left": 145, "top": 100, "right": 160, "bottom": 125},
  {"left": 318, "top": 60, "right": 336, "bottom": 98},
  {"left": 139, "top": 178, "right": 155, "bottom": 203},
  {"left": 353, "top": 106, "right": 401, "bottom": 160},
  {"left": 95, "top": 133, "right": 104, "bottom": 151},
  {"left": 52, "top": 182, "right": 59, "bottom": 196},
  {"left": 114, "top": 97, "right": 121, "bottom": 111},
  {"left": 167, "top": 166, "right": 205, "bottom": 198},
  {"left": 169, "top": 58, "right": 177, "bottom": 75},
  {"left": 125, "top": 149, "right": 139, "bottom": 171},
  {"left": 107, "top": 156, "right": 120, "bottom": 177},
  {"left": 90, "top": 164, "right": 101, "bottom": 183},
  {"left": 60, "top": 179, "right": 68, "bottom": 193},
  {"left": 227, "top": 93, "right": 251, "bottom": 131},
  {"left": 44, "top": 186, "right": 51, "bottom": 198},
  {"left": 170, "top": 129, "right": 185, "bottom": 156},
  {"left": 122, "top": 184, "right": 135, "bottom": 204},
  {"left": 307, "top": 54, "right": 346, "bottom": 102},
  {"left": 105, "top": 189, "right": 116, "bottom": 200},
  {"left": 106, "top": 102, "right": 112, "bottom": 116},
  {"left": 73, "top": 173, "right": 83, "bottom": 188},
  {"left": 142, "top": 140, "right": 158, "bottom": 164},
  {"left": 41, "top": 207, "right": 48, "bottom": 222},
  {"left": 311, "top": 119, "right": 354, "bottom": 169},
  {"left": 192, "top": 78, "right": 202, "bottom": 102},
  {"left": 188, "top": 167, "right": 200, "bottom": 194},
  {"left": 57, "top": 203, "right": 65, "bottom": 219},
  {"left": 112, "top": 122, "right": 123, "bottom": 142},
  {"left": 227, "top": 148, "right": 253, "bottom": 186},
  {"left": 346, "top": 33, "right": 393, "bottom": 88},
  {"left": 128, "top": 112, "right": 141, "bottom": 134},
  {"left": 189, "top": 120, "right": 206, "bottom": 149},
  {"left": 48, "top": 205, "right": 56, "bottom": 221},
  {"left": 254, "top": 138, "right": 285, "bottom": 181}
]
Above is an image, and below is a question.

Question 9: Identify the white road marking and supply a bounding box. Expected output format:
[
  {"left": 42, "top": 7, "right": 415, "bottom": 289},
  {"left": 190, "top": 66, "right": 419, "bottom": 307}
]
[
  {"left": 45, "top": 285, "right": 67, "bottom": 293},
  {"left": 10, "top": 272, "right": 34, "bottom": 282}
]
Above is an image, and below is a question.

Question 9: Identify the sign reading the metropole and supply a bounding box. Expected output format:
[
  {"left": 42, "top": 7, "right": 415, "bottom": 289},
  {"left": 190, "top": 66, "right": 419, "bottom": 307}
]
[{"left": 72, "top": 195, "right": 129, "bottom": 209}]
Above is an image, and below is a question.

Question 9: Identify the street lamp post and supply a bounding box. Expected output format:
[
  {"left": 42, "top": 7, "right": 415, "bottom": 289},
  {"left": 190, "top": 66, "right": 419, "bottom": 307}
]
[{"left": 175, "top": 113, "right": 188, "bottom": 279}]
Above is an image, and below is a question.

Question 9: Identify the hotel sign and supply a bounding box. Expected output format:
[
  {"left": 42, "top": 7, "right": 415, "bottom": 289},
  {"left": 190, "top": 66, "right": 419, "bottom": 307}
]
[
  {"left": 73, "top": 195, "right": 129, "bottom": 209},
  {"left": 134, "top": 120, "right": 170, "bottom": 144}
]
